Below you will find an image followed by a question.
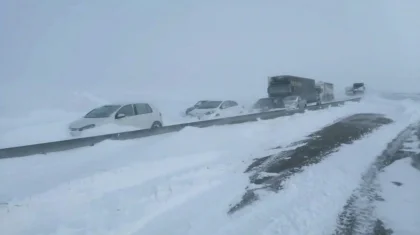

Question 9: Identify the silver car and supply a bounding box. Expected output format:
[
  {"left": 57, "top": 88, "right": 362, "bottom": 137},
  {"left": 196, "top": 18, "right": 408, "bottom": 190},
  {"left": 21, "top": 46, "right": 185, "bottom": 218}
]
[{"left": 283, "top": 96, "right": 307, "bottom": 110}]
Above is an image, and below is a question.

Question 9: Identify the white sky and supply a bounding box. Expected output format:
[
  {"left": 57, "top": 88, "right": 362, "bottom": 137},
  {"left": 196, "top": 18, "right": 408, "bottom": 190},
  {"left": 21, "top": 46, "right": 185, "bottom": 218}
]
[{"left": 1, "top": 0, "right": 420, "bottom": 112}]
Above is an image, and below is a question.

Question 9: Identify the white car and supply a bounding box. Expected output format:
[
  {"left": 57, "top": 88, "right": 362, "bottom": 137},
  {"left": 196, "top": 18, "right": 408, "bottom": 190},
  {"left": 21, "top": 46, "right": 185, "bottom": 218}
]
[
  {"left": 283, "top": 95, "right": 307, "bottom": 110},
  {"left": 187, "top": 100, "right": 245, "bottom": 120},
  {"left": 68, "top": 103, "right": 163, "bottom": 136}
]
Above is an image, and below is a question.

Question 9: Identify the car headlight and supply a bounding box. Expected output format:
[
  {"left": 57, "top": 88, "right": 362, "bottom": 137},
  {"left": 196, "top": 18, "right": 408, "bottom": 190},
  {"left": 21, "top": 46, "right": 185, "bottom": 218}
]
[{"left": 79, "top": 124, "right": 96, "bottom": 131}]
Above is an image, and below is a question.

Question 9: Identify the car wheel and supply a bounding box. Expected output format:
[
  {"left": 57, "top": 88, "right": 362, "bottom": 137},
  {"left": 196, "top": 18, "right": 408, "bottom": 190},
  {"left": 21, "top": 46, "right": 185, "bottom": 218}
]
[{"left": 151, "top": 121, "right": 162, "bottom": 129}]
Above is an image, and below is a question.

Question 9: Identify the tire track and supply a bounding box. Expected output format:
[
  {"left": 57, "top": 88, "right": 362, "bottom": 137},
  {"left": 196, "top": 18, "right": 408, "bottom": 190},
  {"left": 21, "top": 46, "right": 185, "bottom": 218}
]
[
  {"left": 228, "top": 113, "right": 393, "bottom": 213},
  {"left": 333, "top": 122, "right": 419, "bottom": 235}
]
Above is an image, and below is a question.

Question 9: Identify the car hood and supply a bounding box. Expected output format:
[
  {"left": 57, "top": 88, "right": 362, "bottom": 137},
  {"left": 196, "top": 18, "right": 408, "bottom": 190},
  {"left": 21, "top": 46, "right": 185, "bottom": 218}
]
[{"left": 69, "top": 117, "right": 108, "bottom": 129}]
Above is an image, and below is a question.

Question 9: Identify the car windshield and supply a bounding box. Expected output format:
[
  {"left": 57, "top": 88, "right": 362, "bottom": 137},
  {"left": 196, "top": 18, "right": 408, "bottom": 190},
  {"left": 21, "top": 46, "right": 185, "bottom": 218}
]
[
  {"left": 283, "top": 96, "right": 298, "bottom": 102},
  {"left": 253, "top": 98, "right": 284, "bottom": 109},
  {"left": 197, "top": 101, "right": 222, "bottom": 109},
  {"left": 194, "top": 100, "right": 207, "bottom": 107},
  {"left": 84, "top": 105, "right": 121, "bottom": 118}
]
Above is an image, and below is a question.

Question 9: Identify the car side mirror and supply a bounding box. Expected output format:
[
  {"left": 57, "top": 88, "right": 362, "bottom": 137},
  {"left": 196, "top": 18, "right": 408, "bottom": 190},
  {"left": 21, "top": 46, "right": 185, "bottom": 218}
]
[{"left": 116, "top": 113, "right": 126, "bottom": 119}]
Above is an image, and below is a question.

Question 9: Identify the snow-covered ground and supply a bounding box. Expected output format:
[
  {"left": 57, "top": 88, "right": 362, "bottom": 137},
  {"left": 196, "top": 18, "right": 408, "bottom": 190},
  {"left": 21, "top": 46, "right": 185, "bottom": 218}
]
[
  {"left": 0, "top": 110, "right": 84, "bottom": 148},
  {"left": 1, "top": 96, "right": 420, "bottom": 235},
  {"left": 374, "top": 133, "right": 420, "bottom": 234},
  {"left": 375, "top": 158, "right": 420, "bottom": 234}
]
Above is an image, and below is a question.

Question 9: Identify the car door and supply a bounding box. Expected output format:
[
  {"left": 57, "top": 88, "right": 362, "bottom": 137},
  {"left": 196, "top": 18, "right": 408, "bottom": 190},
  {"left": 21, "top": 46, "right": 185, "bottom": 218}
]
[
  {"left": 234, "top": 101, "right": 244, "bottom": 113},
  {"left": 219, "top": 101, "right": 238, "bottom": 117},
  {"left": 114, "top": 104, "right": 137, "bottom": 127},
  {"left": 218, "top": 101, "right": 230, "bottom": 117},
  {"left": 297, "top": 96, "right": 306, "bottom": 109},
  {"left": 133, "top": 103, "right": 155, "bottom": 129},
  {"left": 227, "top": 101, "right": 242, "bottom": 115},
  {"left": 300, "top": 96, "right": 307, "bottom": 108}
]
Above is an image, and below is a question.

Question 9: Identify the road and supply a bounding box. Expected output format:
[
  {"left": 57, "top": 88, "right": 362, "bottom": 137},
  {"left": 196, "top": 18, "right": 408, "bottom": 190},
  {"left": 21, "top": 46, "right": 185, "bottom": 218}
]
[{"left": 0, "top": 97, "right": 419, "bottom": 235}]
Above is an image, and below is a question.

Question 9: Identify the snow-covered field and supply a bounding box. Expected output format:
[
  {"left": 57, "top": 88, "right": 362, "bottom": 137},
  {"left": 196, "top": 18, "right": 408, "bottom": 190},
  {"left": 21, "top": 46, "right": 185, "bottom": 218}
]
[{"left": 1, "top": 95, "right": 420, "bottom": 235}]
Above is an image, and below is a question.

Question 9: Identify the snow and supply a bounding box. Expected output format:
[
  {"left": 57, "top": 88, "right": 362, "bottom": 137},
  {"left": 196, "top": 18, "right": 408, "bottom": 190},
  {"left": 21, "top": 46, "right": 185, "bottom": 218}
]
[
  {"left": 0, "top": 110, "right": 84, "bottom": 148},
  {"left": 375, "top": 153, "right": 420, "bottom": 234},
  {"left": 0, "top": 93, "right": 391, "bottom": 149},
  {"left": 0, "top": 95, "right": 420, "bottom": 234}
]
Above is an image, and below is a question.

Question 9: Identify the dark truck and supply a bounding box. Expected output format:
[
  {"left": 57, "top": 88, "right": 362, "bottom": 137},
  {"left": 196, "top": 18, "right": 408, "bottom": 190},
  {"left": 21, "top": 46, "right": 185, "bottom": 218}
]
[
  {"left": 345, "top": 83, "right": 365, "bottom": 96},
  {"left": 267, "top": 75, "right": 320, "bottom": 104}
]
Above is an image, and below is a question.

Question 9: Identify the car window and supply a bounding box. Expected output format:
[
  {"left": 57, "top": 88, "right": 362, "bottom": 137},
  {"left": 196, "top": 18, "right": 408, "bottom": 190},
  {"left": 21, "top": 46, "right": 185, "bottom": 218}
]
[
  {"left": 116, "top": 104, "right": 134, "bottom": 117},
  {"left": 222, "top": 101, "right": 237, "bottom": 109},
  {"left": 135, "top": 103, "right": 153, "bottom": 115},
  {"left": 197, "top": 101, "right": 222, "bottom": 109},
  {"left": 229, "top": 101, "right": 238, "bottom": 107},
  {"left": 220, "top": 101, "right": 230, "bottom": 109}
]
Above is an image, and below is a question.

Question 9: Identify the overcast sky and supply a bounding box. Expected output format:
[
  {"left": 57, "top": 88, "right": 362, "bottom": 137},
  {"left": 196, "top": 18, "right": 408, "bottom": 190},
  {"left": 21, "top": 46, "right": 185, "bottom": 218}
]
[{"left": 1, "top": 0, "right": 420, "bottom": 112}]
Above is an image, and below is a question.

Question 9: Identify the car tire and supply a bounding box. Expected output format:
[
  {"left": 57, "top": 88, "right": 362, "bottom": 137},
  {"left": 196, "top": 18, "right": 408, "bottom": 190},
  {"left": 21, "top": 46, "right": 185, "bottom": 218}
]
[{"left": 151, "top": 121, "right": 162, "bottom": 129}]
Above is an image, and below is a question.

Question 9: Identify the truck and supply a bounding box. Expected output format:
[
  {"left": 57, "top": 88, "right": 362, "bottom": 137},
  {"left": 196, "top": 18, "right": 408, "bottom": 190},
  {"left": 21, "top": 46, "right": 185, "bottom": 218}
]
[
  {"left": 316, "top": 81, "right": 335, "bottom": 103},
  {"left": 345, "top": 83, "right": 365, "bottom": 96},
  {"left": 267, "top": 75, "right": 320, "bottom": 104}
]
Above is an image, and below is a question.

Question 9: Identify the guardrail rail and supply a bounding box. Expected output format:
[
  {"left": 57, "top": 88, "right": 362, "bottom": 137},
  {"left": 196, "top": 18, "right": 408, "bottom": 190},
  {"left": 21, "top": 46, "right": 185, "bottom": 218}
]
[{"left": 0, "top": 98, "right": 361, "bottom": 159}]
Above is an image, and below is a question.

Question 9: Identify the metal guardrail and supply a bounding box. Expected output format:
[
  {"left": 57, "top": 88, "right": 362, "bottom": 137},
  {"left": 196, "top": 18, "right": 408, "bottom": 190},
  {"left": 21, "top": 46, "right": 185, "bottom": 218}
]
[{"left": 0, "top": 98, "right": 361, "bottom": 159}]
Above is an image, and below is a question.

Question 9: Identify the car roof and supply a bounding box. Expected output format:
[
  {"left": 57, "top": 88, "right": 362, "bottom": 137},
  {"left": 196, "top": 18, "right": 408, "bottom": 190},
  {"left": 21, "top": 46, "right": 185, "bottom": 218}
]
[
  {"left": 204, "top": 100, "right": 237, "bottom": 102},
  {"left": 106, "top": 101, "right": 152, "bottom": 106}
]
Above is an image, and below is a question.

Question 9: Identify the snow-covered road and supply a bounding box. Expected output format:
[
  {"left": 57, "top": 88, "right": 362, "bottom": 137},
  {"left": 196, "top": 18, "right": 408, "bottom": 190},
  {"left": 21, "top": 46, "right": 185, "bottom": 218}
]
[{"left": 1, "top": 96, "right": 420, "bottom": 235}]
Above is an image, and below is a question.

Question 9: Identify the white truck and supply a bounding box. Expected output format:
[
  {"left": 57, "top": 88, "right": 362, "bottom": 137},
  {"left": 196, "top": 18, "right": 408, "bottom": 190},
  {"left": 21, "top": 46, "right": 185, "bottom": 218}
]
[{"left": 316, "top": 81, "right": 335, "bottom": 103}]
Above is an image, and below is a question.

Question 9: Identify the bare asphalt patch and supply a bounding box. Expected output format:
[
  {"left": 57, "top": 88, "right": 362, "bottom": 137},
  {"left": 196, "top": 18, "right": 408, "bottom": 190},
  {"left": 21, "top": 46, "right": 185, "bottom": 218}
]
[{"left": 228, "top": 113, "right": 393, "bottom": 214}]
